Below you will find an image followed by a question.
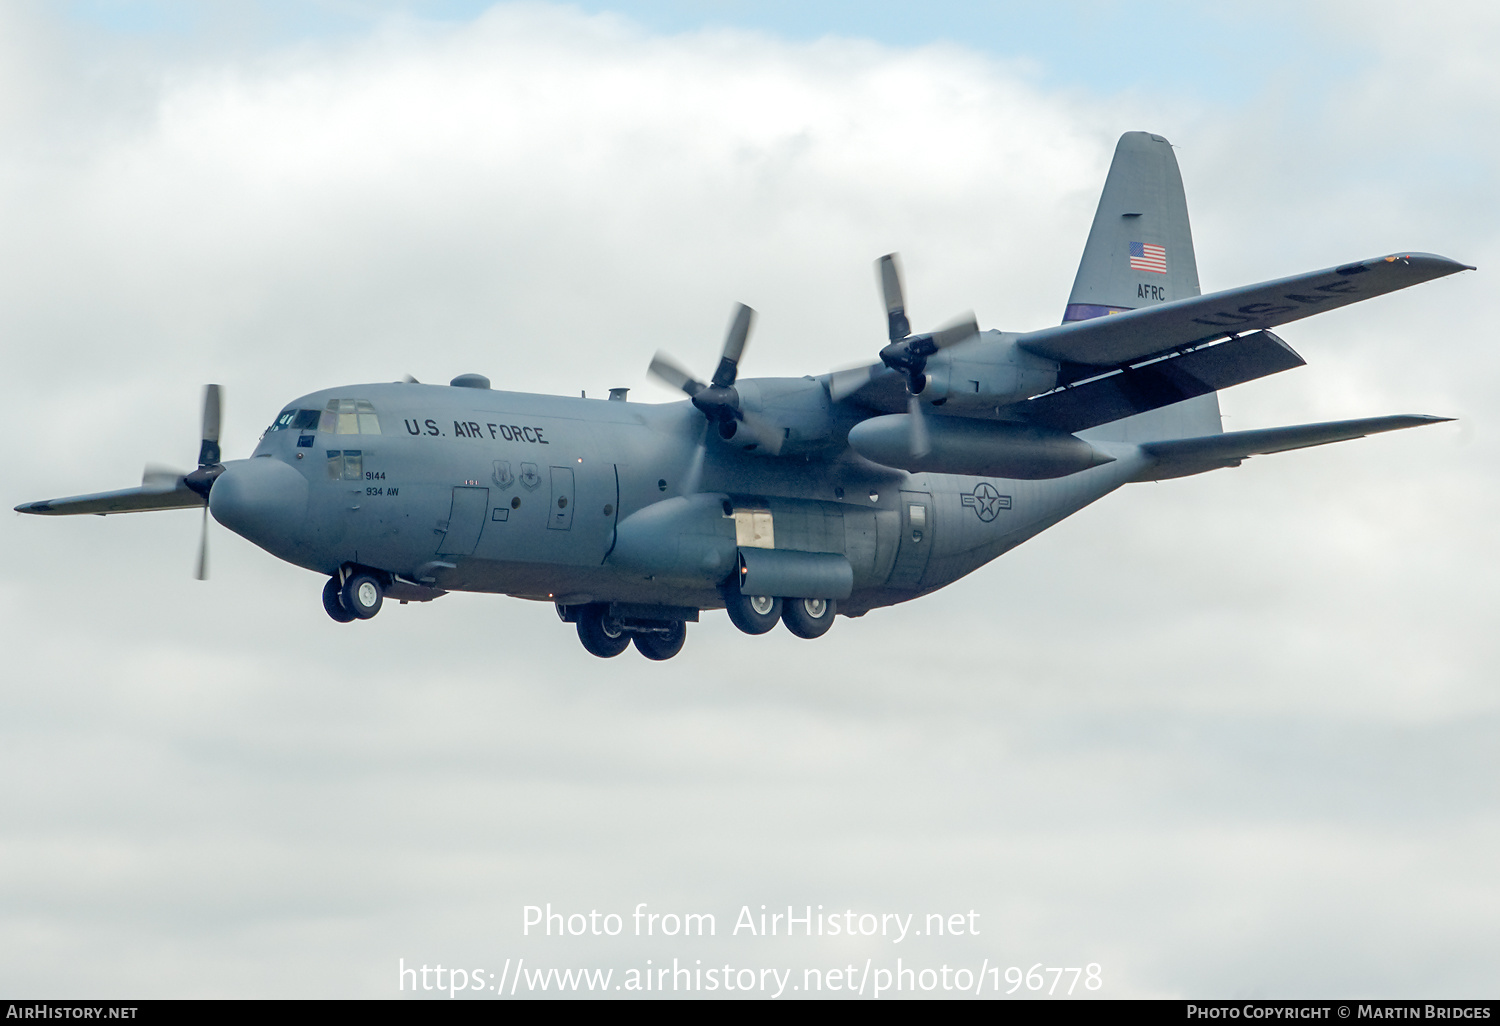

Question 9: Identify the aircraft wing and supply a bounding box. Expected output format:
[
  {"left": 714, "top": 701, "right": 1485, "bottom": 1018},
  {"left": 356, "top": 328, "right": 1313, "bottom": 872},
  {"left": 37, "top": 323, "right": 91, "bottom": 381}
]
[
  {"left": 16, "top": 482, "right": 203, "bottom": 516},
  {"left": 1018, "top": 253, "right": 1472, "bottom": 368},
  {"left": 1133, "top": 414, "right": 1451, "bottom": 481}
]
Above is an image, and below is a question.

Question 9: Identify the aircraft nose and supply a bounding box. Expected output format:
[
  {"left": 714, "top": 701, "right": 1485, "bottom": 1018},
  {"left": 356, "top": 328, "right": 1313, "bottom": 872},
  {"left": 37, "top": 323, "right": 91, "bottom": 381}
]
[{"left": 209, "top": 457, "right": 309, "bottom": 550}]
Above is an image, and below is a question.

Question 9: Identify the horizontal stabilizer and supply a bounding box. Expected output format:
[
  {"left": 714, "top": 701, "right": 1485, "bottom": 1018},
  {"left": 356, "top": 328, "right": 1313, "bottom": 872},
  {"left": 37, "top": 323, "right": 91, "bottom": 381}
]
[
  {"left": 1021, "top": 253, "right": 1472, "bottom": 368},
  {"left": 16, "top": 479, "right": 203, "bottom": 516},
  {"left": 1135, "top": 414, "right": 1452, "bottom": 481}
]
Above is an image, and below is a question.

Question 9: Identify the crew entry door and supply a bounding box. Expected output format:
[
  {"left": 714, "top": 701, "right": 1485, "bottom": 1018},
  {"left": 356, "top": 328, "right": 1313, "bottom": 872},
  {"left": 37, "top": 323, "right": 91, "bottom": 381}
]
[{"left": 438, "top": 486, "right": 489, "bottom": 555}]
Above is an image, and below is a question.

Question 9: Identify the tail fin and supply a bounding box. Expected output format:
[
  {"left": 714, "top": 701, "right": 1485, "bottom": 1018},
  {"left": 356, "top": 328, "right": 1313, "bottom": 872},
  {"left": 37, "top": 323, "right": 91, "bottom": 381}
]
[
  {"left": 1063, "top": 131, "right": 1201, "bottom": 323},
  {"left": 1067, "top": 131, "right": 1218, "bottom": 443}
]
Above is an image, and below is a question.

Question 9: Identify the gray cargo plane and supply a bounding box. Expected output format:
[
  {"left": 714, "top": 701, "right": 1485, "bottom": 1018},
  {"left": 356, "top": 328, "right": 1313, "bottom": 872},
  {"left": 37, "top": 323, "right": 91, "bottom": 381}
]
[{"left": 16, "top": 132, "right": 1471, "bottom": 660}]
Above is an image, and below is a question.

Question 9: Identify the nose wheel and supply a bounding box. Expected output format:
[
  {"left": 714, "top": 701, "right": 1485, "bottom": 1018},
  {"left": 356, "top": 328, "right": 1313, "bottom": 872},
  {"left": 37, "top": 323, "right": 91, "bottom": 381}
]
[
  {"left": 322, "top": 571, "right": 385, "bottom": 622},
  {"left": 322, "top": 576, "right": 356, "bottom": 622},
  {"left": 342, "top": 573, "right": 384, "bottom": 619}
]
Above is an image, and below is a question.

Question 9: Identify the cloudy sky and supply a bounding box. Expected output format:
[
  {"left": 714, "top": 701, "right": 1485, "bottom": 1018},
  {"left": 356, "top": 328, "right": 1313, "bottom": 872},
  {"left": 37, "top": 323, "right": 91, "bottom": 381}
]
[{"left": 1, "top": 0, "right": 1496, "bottom": 999}]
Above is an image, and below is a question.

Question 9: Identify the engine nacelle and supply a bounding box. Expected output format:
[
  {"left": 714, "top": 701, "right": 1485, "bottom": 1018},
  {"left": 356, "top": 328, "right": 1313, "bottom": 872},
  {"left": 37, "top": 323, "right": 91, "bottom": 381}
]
[
  {"left": 730, "top": 376, "right": 835, "bottom": 454},
  {"left": 847, "top": 415, "right": 1115, "bottom": 479},
  {"left": 918, "top": 331, "right": 1060, "bottom": 411}
]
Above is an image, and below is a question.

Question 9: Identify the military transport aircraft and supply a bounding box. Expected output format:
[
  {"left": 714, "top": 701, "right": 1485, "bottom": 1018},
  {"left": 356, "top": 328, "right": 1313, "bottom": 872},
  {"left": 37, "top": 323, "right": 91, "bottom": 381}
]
[{"left": 16, "top": 132, "right": 1472, "bottom": 660}]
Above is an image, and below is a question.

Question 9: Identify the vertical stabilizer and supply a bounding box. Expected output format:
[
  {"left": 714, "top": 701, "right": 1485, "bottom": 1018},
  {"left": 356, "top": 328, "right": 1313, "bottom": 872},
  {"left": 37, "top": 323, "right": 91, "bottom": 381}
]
[
  {"left": 1068, "top": 132, "right": 1218, "bottom": 441},
  {"left": 1064, "top": 132, "right": 1201, "bottom": 323}
]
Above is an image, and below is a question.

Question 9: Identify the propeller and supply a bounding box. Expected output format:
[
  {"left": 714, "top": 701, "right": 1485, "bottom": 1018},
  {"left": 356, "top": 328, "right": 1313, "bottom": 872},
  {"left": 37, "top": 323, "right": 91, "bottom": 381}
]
[
  {"left": 829, "top": 253, "right": 979, "bottom": 457},
  {"left": 648, "top": 304, "right": 784, "bottom": 493},
  {"left": 181, "top": 384, "right": 225, "bottom": 580}
]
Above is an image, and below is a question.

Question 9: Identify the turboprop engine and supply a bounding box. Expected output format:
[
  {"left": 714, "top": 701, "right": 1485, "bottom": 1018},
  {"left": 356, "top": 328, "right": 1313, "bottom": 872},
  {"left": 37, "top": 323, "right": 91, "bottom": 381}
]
[
  {"left": 846, "top": 415, "right": 1115, "bottom": 480},
  {"left": 916, "top": 331, "right": 1061, "bottom": 412}
]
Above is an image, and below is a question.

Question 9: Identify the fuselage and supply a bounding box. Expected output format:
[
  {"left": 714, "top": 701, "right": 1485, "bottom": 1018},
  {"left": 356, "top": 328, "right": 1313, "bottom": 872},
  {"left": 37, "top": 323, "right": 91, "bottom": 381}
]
[{"left": 218, "top": 379, "right": 1147, "bottom": 617}]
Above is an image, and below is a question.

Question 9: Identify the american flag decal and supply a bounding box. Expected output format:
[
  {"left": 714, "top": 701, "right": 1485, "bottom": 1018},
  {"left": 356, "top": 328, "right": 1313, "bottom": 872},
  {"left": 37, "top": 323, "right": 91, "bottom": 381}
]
[{"left": 1129, "top": 241, "right": 1167, "bottom": 274}]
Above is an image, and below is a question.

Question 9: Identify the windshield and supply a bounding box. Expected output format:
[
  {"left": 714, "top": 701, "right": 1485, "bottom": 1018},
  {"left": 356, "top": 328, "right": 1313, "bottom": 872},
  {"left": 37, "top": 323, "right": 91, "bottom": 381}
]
[
  {"left": 266, "top": 400, "right": 381, "bottom": 436},
  {"left": 267, "top": 408, "right": 322, "bottom": 433}
]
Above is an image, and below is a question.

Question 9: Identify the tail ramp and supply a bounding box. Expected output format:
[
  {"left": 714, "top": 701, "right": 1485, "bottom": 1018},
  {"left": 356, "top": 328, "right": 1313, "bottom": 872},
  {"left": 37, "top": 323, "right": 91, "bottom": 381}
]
[{"left": 1066, "top": 131, "right": 1218, "bottom": 442}]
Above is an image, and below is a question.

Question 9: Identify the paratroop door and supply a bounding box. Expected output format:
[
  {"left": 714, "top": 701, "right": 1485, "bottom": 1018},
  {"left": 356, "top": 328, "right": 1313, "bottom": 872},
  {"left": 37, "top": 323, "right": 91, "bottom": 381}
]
[{"left": 885, "top": 490, "right": 932, "bottom": 590}]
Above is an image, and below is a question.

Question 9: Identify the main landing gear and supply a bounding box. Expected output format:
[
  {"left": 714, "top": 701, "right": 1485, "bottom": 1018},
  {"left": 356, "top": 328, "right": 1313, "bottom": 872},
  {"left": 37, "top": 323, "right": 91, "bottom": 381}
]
[
  {"left": 723, "top": 578, "right": 838, "bottom": 640},
  {"left": 322, "top": 568, "right": 386, "bottom": 623},
  {"left": 781, "top": 597, "right": 836, "bottom": 639},
  {"left": 569, "top": 603, "right": 689, "bottom": 660}
]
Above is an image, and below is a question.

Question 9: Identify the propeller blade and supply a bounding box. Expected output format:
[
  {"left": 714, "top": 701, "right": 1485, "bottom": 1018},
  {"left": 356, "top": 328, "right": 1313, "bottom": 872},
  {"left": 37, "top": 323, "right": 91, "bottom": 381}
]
[
  {"left": 142, "top": 463, "right": 188, "bottom": 491},
  {"left": 877, "top": 253, "right": 910, "bottom": 342},
  {"left": 198, "top": 384, "right": 223, "bottom": 467},
  {"left": 194, "top": 504, "right": 210, "bottom": 581},
  {"left": 737, "top": 410, "right": 785, "bottom": 456},
  {"left": 680, "top": 422, "right": 709, "bottom": 496},
  {"left": 907, "top": 394, "right": 931, "bottom": 458},
  {"left": 930, "top": 312, "right": 979, "bottom": 350},
  {"left": 648, "top": 352, "right": 706, "bottom": 397},
  {"left": 828, "top": 362, "right": 883, "bottom": 402},
  {"left": 711, "top": 303, "right": 755, "bottom": 389}
]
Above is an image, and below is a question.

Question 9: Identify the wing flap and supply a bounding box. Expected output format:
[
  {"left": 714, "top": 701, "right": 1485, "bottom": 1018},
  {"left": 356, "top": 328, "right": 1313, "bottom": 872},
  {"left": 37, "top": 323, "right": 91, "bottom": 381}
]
[
  {"left": 1020, "top": 253, "right": 1471, "bottom": 367},
  {"left": 1134, "top": 414, "right": 1452, "bottom": 481},
  {"left": 1021, "top": 329, "right": 1305, "bottom": 434}
]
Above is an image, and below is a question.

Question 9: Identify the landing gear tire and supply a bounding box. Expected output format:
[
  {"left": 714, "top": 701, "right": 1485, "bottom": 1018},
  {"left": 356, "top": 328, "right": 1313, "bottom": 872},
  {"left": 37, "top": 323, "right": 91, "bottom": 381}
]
[
  {"left": 341, "top": 573, "right": 384, "bottom": 620},
  {"left": 782, "top": 597, "right": 836, "bottom": 639},
  {"left": 724, "top": 587, "right": 782, "bottom": 635},
  {"left": 322, "top": 576, "right": 356, "bottom": 623},
  {"left": 577, "top": 604, "right": 630, "bottom": 658},
  {"left": 634, "top": 621, "right": 686, "bottom": 661}
]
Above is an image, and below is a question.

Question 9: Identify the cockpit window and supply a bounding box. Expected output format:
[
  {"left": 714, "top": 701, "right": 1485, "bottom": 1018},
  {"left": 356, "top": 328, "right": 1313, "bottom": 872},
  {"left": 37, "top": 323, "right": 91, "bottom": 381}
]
[
  {"left": 328, "top": 449, "right": 362, "bottom": 480},
  {"left": 319, "top": 398, "right": 381, "bottom": 435},
  {"left": 268, "top": 408, "right": 322, "bottom": 432}
]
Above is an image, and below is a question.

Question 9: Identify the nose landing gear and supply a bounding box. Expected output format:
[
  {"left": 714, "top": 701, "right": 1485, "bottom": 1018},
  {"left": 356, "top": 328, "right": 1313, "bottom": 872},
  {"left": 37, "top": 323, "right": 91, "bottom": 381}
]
[
  {"left": 322, "top": 568, "right": 386, "bottom": 623},
  {"left": 322, "top": 577, "right": 356, "bottom": 623},
  {"left": 342, "top": 573, "right": 384, "bottom": 619}
]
